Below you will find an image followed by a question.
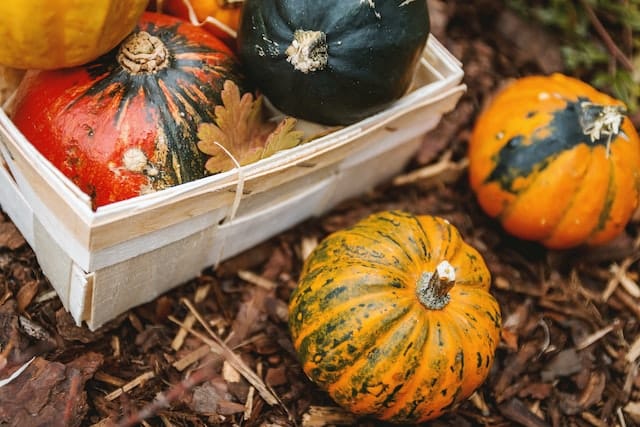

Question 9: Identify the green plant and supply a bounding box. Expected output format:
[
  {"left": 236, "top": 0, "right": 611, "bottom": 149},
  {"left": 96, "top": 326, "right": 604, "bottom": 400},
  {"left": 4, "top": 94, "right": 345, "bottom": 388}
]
[{"left": 506, "top": 0, "right": 640, "bottom": 112}]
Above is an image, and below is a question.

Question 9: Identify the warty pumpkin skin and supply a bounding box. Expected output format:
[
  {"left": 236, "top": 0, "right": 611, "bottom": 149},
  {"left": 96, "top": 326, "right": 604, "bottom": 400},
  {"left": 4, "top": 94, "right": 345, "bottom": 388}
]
[
  {"left": 0, "top": 0, "right": 148, "bottom": 70},
  {"left": 10, "top": 12, "right": 247, "bottom": 209},
  {"left": 289, "top": 210, "right": 502, "bottom": 423},
  {"left": 468, "top": 73, "right": 640, "bottom": 249},
  {"left": 237, "top": 0, "right": 430, "bottom": 125}
]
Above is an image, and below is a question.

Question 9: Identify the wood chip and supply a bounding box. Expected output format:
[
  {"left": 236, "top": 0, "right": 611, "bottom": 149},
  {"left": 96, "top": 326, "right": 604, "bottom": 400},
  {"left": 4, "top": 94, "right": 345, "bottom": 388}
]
[
  {"left": 222, "top": 360, "right": 242, "bottom": 383},
  {"left": 300, "top": 236, "right": 318, "bottom": 260},
  {"left": 392, "top": 150, "right": 468, "bottom": 187},
  {"left": 498, "top": 398, "right": 551, "bottom": 427},
  {"left": 0, "top": 222, "right": 26, "bottom": 250},
  {"left": 301, "top": 405, "right": 357, "bottom": 427},
  {"left": 16, "top": 281, "right": 39, "bottom": 312},
  {"left": 575, "top": 320, "right": 619, "bottom": 350},
  {"left": 625, "top": 335, "right": 640, "bottom": 364},
  {"left": 243, "top": 386, "right": 255, "bottom": 421},
  {"left": 170, "top": 299, "right": 280, "bottom": 406},
  {"left": 238, "top": 270, "right": 278, "bottom": 291},
  {"left": 171, "top": 314, "right": 196, "bottom": 351},
  {"left": 172, "top": 344, "right": 211, "bottom": 372},
  {"left": 105, "top": 371, "right": 155, "bottom": 401},
  {"left": 94, "top": 371, "right": 126, "bottom": 388}
]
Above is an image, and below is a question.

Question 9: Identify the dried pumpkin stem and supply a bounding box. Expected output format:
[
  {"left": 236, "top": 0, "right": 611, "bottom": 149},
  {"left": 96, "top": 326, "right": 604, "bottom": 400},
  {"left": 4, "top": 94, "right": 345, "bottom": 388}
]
[
  {"left": 285, "top": 29, "right": 328, "bottom": 74},
  {"left": 578, "top": 101, "right": 625, "bottom": 156},
  {"left": 118, "top": 31, "right": 170, "bottom": 75},
  {"left": 416, "top": 260, "right": 456, "bottom": 310}
]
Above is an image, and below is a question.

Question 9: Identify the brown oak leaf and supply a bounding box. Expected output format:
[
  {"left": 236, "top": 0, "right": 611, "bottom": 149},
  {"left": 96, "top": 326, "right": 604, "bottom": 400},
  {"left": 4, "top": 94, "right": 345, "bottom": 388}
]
[{"left": 197, "top": 80, "right": 305, "bottom": 173}]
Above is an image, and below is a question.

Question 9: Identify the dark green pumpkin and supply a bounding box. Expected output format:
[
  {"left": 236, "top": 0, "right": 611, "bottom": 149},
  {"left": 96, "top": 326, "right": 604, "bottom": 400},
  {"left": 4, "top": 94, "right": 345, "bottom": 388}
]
[{"left": 237, "top": 0, "right": 430, "bottom": 125}]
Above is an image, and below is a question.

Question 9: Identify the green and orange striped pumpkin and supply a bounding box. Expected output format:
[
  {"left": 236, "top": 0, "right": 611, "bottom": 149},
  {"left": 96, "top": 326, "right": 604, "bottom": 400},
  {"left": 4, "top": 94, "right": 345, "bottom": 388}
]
[
  {"left": 469, "top": 73, "right": 640, "bottom": 249},
  {"left": 288, "top": 210, "right": 502, "bottom": 423}
]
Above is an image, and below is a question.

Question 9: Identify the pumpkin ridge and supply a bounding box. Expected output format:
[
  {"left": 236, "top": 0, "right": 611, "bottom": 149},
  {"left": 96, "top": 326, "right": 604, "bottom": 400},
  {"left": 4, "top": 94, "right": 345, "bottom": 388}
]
[
  {"left": 497, "top": 148, "right": 555, "bottom": 226},
  {"left": 307, "top": 303, "right": 414, "bottom": 386},
  {"left": 586, "top": 152, "right": 617, "bottom": 241},
  {"left": 291, "top": 288, "right": 413, "bottom": 348},
  {"left": 327, "top": 231, "right": 418, "bottom": 275},
  {"left": 142, "top": 75, "right": 205, "bottom": 183},
  {"left": 370, "top": 312, "right": 435, "bottom": 421},
  {"left": 542, "top": 149, "right": 595, "bottom": 245},
  {"left": 377, "top": 309, "right": 437, "bottom": 420},
  {"left": 324, "top": 306, "right": 423, "bottom": 405},
  {"left": 431, "top": 218, "right": 462, "bottom": 264},
  {"left": 403, "top": 213, "right": 432, "bottom": 259},
  {"left": 397, "top": 318, "right": 462, "bottom": 421}
]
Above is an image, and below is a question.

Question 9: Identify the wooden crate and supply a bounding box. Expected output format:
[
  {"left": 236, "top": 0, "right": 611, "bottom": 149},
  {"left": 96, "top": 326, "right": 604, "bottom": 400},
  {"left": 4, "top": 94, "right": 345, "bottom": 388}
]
[{"left": 0, "top": 36, "right": 466, "bottom": 330}]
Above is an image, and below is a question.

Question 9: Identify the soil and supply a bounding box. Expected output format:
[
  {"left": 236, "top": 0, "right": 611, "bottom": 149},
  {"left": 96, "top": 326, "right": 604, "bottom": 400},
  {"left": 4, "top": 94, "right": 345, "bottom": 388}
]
[{"left": 2, "top": 1, "right": 640, "bottom": 426}]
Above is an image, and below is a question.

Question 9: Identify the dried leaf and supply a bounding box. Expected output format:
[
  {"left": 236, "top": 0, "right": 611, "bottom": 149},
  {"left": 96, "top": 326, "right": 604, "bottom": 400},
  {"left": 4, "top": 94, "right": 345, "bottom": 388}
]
[
  {"left": 261, "top": 117, "right": 305, "bottom": 158},
  {"left": 16, "top": 281, "right": 39, "bottom": 312},
  {"left": 0, "top": 222, "right": 25, "bottom": 250},
  {"left": 197, "top": 80, "right": 305, "bottom": 174}
]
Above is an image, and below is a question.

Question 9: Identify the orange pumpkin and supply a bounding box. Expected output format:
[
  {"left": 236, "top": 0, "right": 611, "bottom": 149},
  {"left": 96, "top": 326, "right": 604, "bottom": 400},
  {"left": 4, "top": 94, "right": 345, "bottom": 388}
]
[
  {"left": 468, "top": 73, "right": 640, "bottom": 249},
  {"left": 155, "top": 0, "right": 242, "bottom": 44}
]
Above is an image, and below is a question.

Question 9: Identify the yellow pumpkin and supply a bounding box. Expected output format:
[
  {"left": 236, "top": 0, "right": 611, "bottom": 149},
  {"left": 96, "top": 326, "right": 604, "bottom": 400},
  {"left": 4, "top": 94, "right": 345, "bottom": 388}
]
[{"left": 0, "top": 0, "right": 148, "bottom": 69}]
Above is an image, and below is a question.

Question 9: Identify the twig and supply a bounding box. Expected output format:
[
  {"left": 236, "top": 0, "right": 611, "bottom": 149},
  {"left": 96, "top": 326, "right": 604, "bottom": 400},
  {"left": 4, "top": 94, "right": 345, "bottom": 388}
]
[
  {"left": 169, "top": 300, "right": 279, "bottom": 405},
  {"left": 115, "top": 363, "right": 218, "bottom": 427},
  {"left": 171, "top": 344, "right": 211, "bottom": 372},
  {"left": 393, "top": 150, "right": 468, "bottom": 186},
  {"left": 579, "top": 0, "right": 634, "bottom": 71},
  {"left": 64, "top": 371, "right": 84, "bottom": 425},
  {"left": 238, "top": 270, "right": 279, "bottom": 291},
  {"left": 575, "top": 320, "right": 620, "bottom": 350},
  {"left": 171, "top": 284, "right": 211, "bottom": 351}
]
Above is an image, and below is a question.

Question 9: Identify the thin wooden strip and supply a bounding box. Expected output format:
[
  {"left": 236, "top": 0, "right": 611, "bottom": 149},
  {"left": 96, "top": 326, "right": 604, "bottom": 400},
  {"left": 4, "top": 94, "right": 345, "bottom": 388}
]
[
  {"left": 238, "top": 270, "right": 278, "bottom": 291},
  {"left": 172, "top": 344, "right": 211, "bottom": 372},
  {"left": 169, "top": 313, "right": 278, "bottom": 406},
  {"left": 105, "top": 371, "right": 155, "bottom": 401}
]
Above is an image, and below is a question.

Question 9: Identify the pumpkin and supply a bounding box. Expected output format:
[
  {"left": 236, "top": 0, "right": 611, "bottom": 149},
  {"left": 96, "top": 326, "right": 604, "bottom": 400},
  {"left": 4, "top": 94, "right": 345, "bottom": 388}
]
[
  {"left": 237, "top": 0, "right": 430, "bottom": 125},
  {"left": 10, "top": 12, "right": 248, "bottom": 209},
  {"left": 468, "top": 73, "right": 640, "bottom": 249},
  {"left": 289, "top": 210, "right": 502, "bottom": 423},
  {"left": 155, "top": 0, "right": 243, "bottom": 44},
  {"left": 0, "top": 0, "right": 148, "bottom": 70}
]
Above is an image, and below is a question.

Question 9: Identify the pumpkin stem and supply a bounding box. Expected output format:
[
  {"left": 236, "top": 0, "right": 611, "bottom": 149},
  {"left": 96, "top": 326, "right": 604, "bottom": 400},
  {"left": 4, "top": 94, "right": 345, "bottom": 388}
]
[
  {"left": 416, "top": 260, "right": 456, "bottom": 310},
  {"left": 118, "top": 31, "right": 170, "bottom": 75},
  {"left": 578, "top": 101, "right": 626, "bottom": 157},
  {"left": 285, "top": 30, "right": 328, "bottom": 74}
]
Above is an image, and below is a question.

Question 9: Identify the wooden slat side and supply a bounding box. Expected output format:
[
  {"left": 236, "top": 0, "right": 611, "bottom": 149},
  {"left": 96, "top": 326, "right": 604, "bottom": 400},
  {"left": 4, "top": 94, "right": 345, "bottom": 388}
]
[{"left": 0, "top": 120, "right": 93, "bottom": 246}]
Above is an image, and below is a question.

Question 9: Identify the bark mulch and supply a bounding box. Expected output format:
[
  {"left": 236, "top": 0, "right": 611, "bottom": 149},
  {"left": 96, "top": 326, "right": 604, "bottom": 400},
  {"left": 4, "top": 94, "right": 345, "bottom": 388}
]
[{"left": 1, "top": 1, "right": 640, "bottom": 426}]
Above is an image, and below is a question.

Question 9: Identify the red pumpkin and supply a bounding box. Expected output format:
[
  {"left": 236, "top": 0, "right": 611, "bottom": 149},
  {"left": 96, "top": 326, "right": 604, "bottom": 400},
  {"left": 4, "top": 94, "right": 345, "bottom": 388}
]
[{"left": 10, "top": 12, "right": 247, "bottom": 209}]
